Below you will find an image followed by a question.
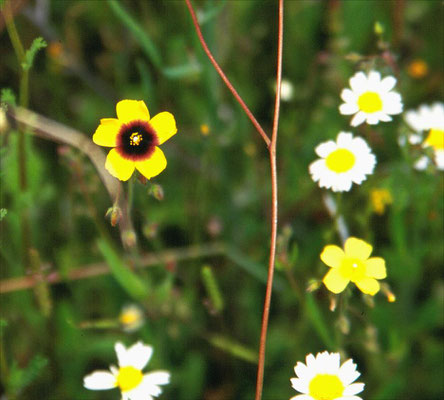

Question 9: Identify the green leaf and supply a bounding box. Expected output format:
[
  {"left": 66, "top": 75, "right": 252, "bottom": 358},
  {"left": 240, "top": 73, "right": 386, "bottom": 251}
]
[
  {"left": 305, "top": 293, "right": 336, "bottom": 349},
  {"left": 22, "top": 37, "right": 47, "bottom": 71},
  {"left": 7, "top": 355, "right": 48, "bottom": 396},
  {"left": 201, "top": 265, "right": 224, "bottom": 313},
  {"left": 208, "top": 334, "right": 258, "bottom": 364},
  {"left": 163, "top": 62, "right": 201, "bottom": 79},
  {"left": 107, "top": 0, "right": 162, "bottom": 68},
  {"left": 97, "top": 238, "right": 149, "bottom": 301},
  {"left": 0, "top": 208, "right": 7, "bottom": 220}
]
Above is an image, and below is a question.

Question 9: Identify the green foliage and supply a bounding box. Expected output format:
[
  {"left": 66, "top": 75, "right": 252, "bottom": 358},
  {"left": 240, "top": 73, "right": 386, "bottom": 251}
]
[
  {"left": 21, "top": 37, "right": 47, "bottom": 71},
  {"left": 1, "top": 1, "right": 443, "bottom": 399},
  {"left": 97, "top": 238, "right": 149, "bottom": 302},
  {"left": 7, "top": 355, "right": 48, "bottom": 396},
  {"left": 1, "top": 88, "right": 17, "bottom": 107}
]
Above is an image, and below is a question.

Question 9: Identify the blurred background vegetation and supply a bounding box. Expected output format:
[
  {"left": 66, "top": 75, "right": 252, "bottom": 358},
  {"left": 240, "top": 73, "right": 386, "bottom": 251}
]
[{"left": 1, "top": 0, "right": 443, "bottom": 399}]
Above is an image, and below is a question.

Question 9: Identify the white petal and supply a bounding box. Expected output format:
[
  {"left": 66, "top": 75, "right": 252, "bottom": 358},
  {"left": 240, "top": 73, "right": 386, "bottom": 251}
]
[
  {"left": 290, "top": 395, "right": 314, "bottom": 400},
  {"left": 339, "top": 103, "right": 359, "bottom": 115},
  {"left": 143, "top": 371, "right": 170, "bottom": 386},
  {"left": 350, "top": 111, "right": 367, "bottom": 127},
  {"left": 294, "top": 362, "right": 309, "bottom": 379},
  {"left": 377, "top": 113, "right": 392, "bottom": 122},
  {"left": 380, "top": 76, "right": 396, "bottom": 92},
  {"left": 349, "top": 72, "right": 367, "bottom": 93},
  {"left": 336, "top": 132, "right": 353, "bottom": 146},
  {"left": 83, "top": 370, "right": 117, "bottom": 390},
  {"left": 291, "top": 377, "right": 309, "bottom": 394},
  {"left": 115, "top": 342, "right": 153, "bottom": 370},
  {"left": 408, "top": 133, "right": 422, "bottom": 145},
  {"left": 414, "top": 156, "right": 429, "bottom": 170},
  {"left": 315, "top": 141, "right": 336, "bottom": 157},
  {"left": 336, "top": 397, "right": 363, "bottom": 400},
  {"left": 435, "top": 150, "right": 444, "bottom": 170},
  {"left": 367, "top": 71, "right": 381, "bottom": 86},
  {"left": 366, "top": 114, "right": 380, "bottom": 125},
  {"left": 338, "top": 359, "right": 360, "bottom": 385},
  {"left": 341, "top": 88, "right": 358, "bottom": 103},
  {"left": 343, "top": 382, "right": 365, "bottom": 395},
  {"left": 305, "top": 354, "right": 316, "bottom": 368}
]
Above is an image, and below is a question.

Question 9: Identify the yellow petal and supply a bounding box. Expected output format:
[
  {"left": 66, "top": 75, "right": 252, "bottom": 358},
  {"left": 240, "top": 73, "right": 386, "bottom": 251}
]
[
  {"left": 105, "top": 148, "right": 135, "bottom": 181},
  {"left": 323, "top": 269, "right": 349, "bottom": 294},
  {"left": 135, "top": 147, "right": 167, "bottom": 180},
  {"left": 365, "top": 257, "right": 387, "bottom": 279},
  {"left": 344, "top": 237, "right": 373, "bottom": 260},
  {"left": 355, "top": 277, "right": 380, "bottom": 295},
  {"left": 116, "top": 100, "right": 150, "bottom": 123},
  {"left": 93, "top": 118, "right": 122, "bottom": 147},
  {"left": 149, "top": 112, "right": 177, "bottom": 144},
  {"left": 320, "top": 245, "right": 345, "bottom": 268}
]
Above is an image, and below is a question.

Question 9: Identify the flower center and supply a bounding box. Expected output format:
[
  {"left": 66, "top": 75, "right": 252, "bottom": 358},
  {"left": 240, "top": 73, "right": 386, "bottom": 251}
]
[
  {"left": 339, "top": 257, "right": 366, "bottom": 282},
  {"left": 117, "top": 120, "right": 158, "bottom": 161},
  {"left": 116, "top": 366, "right": 143, "bottom": 392},
  {"left": 308, "top": 374, "right": 345, "bottom": 400},
  {"left": 325, "top": 148, "right": 356, "bottom": 173},
  {"left": 358, "top": 91, "right": 383, "bottom": 113},
  {"left": 120, "top": 311, "right": 139, "bottom": 325},
  {"left": 424, "top": 128, "right": 444, "bottom": 151},
  {"left": 130, "top": 132, "right": 143, "bottom": 146}
]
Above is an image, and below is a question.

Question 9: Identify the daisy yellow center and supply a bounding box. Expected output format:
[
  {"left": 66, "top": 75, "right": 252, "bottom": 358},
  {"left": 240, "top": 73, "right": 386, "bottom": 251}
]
[
  {"left": 130, "top": 132, "right": 143, "bottom": 146},
  {"left": 116, "top": 366, "right": 143, "bottom": 392},
  {"left": 325, "top": 148, "right": 356, "bottom": 173},
  {"left": 308, "top": 374, "right": 345, "bottom": 400},
  {"left": 120, "top": 311, "right": 139, "bottom": 325},
  {"left": 339, "top": 257, "right": 366, "bottom": 282},
  {"left": 424, "top": 128, "right": 444, "bottom": 150},
  {"left": 358, "top": 91, "right": 383, "bottom": 113}
]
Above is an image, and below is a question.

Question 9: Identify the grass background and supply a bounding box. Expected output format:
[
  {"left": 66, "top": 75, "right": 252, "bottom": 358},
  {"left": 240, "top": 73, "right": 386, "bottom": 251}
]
[{"left": 1, "top": 0, "right": 443, "bottom": 399}]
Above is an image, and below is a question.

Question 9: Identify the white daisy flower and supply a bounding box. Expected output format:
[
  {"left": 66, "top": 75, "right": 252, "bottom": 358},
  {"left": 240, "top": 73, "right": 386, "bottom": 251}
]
[
  {"left": 290, "top": 351, "right": 365, "bottom": 400},
  {"left": 119, "top": 304, "right": 145, "bottom": 332},
  {"left": 309, "top": 132, "right": 376, "bottom": 192},
  {"left": 83, "top": 341, "right": 170, "bottom": 400},
  {"left": 404, "top": 103, "right": 444, "bottom": 170},
  {"left": 339, "top": 71, "right": 403, "bottom": 126}
]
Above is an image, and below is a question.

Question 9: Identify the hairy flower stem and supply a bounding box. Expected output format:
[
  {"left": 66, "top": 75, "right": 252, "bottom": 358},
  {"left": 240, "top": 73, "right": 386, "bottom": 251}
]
[
  {"left": 185, "top": 1, "right": 284, "bottom": 398},
  {"left": 255, "top": 1, "right": 283, "bottom": 399},
  {"left": 4, "top": 1, "right": 31, "bottom": 269},
  {"left": 184, "top": 0, "right": 270, "bottom": 147}
]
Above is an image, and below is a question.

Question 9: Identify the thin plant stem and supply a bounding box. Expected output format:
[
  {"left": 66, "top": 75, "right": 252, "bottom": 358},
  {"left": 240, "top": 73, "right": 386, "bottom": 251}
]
[
  {"left": 184, "top": 0, "right": 271, "bottom": 147},
  {"left": 4, "top": 1, "right": 31, "bottom": 269},
  {"left": 255, "top": 1, "right": 284, "bottom": 399}
]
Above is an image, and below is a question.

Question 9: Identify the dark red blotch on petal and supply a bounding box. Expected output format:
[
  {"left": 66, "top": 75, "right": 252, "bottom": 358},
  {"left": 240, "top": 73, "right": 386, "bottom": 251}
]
[{"left": 116, "top": 120, "right": 159, "bottom": 161}]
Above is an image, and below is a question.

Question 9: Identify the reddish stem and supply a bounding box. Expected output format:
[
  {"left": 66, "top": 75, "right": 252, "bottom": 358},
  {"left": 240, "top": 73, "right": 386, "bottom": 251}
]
[
  {"left": 255, "top": 1, "right": 283, "bottom": 399},
  {"left": 184, "top": 0, "right": 271, "bottom": 147}
]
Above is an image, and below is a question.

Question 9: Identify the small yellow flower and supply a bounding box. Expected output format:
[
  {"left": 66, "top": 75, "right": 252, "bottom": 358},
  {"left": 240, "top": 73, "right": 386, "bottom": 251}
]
[
  {"left": 320, "top": 237, "right": 387, "bottom": 296},
  {"left": 200, "top": 124, "right": 210, "bottom": 136},
  {"left": 407, "top": 59, "right": 428, "bottom": 79},
  {"left": 119, "top": 304, "right": 145, "bottom": 332},
  {"left": 93, "top": 100, "right": 177, "bottom": 181},
  {"left": 370, "top": 188, "right": 393, "bottom": 215}
]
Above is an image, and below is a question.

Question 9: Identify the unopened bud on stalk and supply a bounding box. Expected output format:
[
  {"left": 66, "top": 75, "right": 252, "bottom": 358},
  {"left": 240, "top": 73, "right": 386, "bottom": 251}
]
[
  {"left": 106, "top": 206, "right": 122, "bottom": 227},
  {"left": 148, "top": 184, "right": 164, "bottom": 201},
  {"left": 122, "top": 230, "right": 137, "bottom": 248},
  {"left": 306, "top": 279, "right": 321, "bottom": 293}
]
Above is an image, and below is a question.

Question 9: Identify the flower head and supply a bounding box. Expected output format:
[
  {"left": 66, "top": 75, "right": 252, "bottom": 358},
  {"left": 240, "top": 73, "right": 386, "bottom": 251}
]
[
  {"left": 119, "top": 304, "right": 145, "bottom": 332},
  {"left": 321, "top": 237, "right": 387, "bottom": 295},
  {"left": 370, "top": 188, "right": 393, "bottom": 215},
  {"left": 83, "top": 341, "right": 170, "bottom": 400},
  {"left": 309, "top": 132, "right": 376, "bottom": 192},
  {"left": 339, "top": 71, "right": 403, "bottom": 126},
  {"left": 290, "top": 351, "right": 364, "bottom": 400},
  {"left": 93, "top": 100, "right": 177, "bottom": 181},
  {"left": 405, "top": 103, "right": 444, "bottom": 170}
]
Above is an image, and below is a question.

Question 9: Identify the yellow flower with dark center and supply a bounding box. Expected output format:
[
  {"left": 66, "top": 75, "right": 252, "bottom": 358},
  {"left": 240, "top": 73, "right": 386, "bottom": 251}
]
[
  {"left": 320, "top": 237, "right": 387, "bottom": 296},
  {"left": 93, "top": 100, "right": 177, "bottom": 181}
]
